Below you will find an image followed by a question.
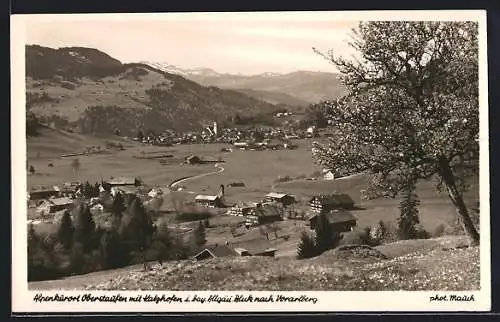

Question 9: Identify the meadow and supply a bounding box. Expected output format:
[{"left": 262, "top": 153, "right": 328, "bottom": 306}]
[{"left": 26, "top": 128, "right": 479, "bottom": 258}]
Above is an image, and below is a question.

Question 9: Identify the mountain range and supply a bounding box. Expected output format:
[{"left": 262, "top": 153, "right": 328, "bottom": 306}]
[
  {"left": 25, "top": 45, "right": 345, "bottom": 135},
  {"left": 141, "top": 62, "right": 346, "bottom": 106}
]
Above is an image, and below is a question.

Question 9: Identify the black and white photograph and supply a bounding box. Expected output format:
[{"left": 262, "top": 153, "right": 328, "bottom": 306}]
[{"left": 11, "top": 10, "right": 490, "bottom": 312}]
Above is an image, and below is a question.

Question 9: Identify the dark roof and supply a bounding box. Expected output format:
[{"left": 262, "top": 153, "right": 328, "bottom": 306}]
[
  {"left": 193, "top": 245, "right": 238, "bottom": 258},
  {"left": 252, "top": 204, "right": 282, "bottom": 218},
  {"left": 310, "top": 194, "right": 355, "bottom": 206},
  {"left": 30, "top": 186, "right": 59, "bottom": 193},
  {"left": 107, "top": 177, "right": 136, "bottom": 185},
  {"left": 265, "top": 192, "right": 294, "bottom": 200},
  {"left": 231, "top": 238, "right": 277, "bottom": 255},
  {"left": 309, "top": 210, "right": 357, "bottom": 224}
]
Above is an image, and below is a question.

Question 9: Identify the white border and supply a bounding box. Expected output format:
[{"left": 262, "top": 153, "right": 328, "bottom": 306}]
[{"left": 11, "top": 10, "right": 490, "bottom": 313}]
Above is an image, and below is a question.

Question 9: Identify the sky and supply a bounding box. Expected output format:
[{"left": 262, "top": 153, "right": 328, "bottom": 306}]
[{"left": 24, "top": 13, "right": 360, "bottom": 75}]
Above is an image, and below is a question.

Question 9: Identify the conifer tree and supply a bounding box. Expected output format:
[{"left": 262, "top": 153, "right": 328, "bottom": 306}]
[
  {"left": 397, "top": 183, "right": 421, "bottom": 240},
  {"left": 194, "top": 221, "right": 207, "bottom": 247},
  {"left": 56, "top": 210, "right": 74, "bottom": 250},
  {"left": 120, "top": 198, "right": 154, "bottom": 250},
  {"left": 297, "top": 231, "right": 316, "bottom": 259},
  {"left": 314, "top": 212, "right": 333, "bottom": 253},
  {"left": 72, "top": 203, "right": 96, "bottom": 251},
  {"left": 111, "top": 192, "right": 126, "bottom": 220}
]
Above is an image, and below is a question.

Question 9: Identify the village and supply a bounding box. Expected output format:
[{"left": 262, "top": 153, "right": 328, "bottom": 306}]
[
  {"left": 27, "top": 145, "right": 359, "bottom": 267},
  {"left": 132, "top": 117, "right": 321, "bottom": 149}
]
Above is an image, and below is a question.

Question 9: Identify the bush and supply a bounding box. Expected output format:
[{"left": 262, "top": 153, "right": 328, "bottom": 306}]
[
  {"left": 360, "top": 226, "right": 381, "bottom": 246},
  {"left": 432, "top": 223, "right": 446, "bottom": 238},
  {"left": 378, "top": 221, "right": 400, "bottom": 244},
  {"left": 297, "top": 231, "right": 316, "bottom": 259},
  {"left": 311, "top": 170, "right": 321, "bottom": 177}
]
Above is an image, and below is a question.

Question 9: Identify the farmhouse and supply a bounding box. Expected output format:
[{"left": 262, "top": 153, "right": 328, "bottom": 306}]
[
  {"left": 246, "top": 204, "right": 282, "bottom": 227},
  {"left": 185, "top": 155, "right": 203, "bottom": 165},
  {"left": 106, "top": 176, "right": 139, "bottom": 187},
  {"left": 309, "top": 194, "right": 355, "bottom": 215},
  {"left": 36, "top": 197, "right": 74, "bottom": 215},
  {"left": 192, "top": 244, "right": 238, "bottom": 262},
  {"left": 148, "top": 187, "right": 164, "bottom": 198},
  {"left": 308, "top": 210, "right": 358, "bottom": 233},
  {"left": 323, "top": 169, "right": 335, "bottom": 180},
  {"left": 111, "top": 186, "right": 137, "bottom": 197},
  {"left": 231, "top": 238, "right": 277, "bottom": 257},
  {"left": 264, "top": 192, "right": 296, "bottom": 207},
  {"left": 195, "top": 195, "right": 224, "bottom": 208},
  {"left": 29, "top": 186, "right": 60, "bottom": 200},
  {"left": 227, "top": 202, "right": 258, "bottom": 216}
]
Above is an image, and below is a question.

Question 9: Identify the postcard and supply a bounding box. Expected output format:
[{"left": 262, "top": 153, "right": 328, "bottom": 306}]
[{"left": 11, "top": 10, "right": 490, "bottom": 313}]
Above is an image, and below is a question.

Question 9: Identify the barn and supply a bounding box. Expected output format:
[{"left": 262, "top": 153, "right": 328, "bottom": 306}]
[
  {"left": 308, "top": 210, "right": 358, "bottom": 233},
  {"left": 309, "top": 193, "right": 355, "bottom": 214},
  {"left": 264, "top": 192, "right": 296, "bottom": 207},
  {"left": 195, "top": 195, "right": 224, "bottom": 208},
  {"left": 36, "top": 197, "right": 74, "bottom": 215}
]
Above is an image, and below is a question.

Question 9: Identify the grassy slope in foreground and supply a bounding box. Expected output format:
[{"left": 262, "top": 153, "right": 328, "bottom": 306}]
[{"left": 29, "top": 236, "right": 479, "bottom": 291}]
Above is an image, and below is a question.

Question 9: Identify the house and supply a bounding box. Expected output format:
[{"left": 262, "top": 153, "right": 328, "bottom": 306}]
[
  {"left": 308, "top": 210, "right": 358, "bottom": 233},
  {"left": 36, "top": 197, "right": 74, "bottom": 215},
  {"left": 106, "top": 176, "right": 139, "bottom": 187},
  {"left": 90, "top": 203, "right": 104, "bottom": 215},
  {"left": 192, "top": 244, "right": 238, "bottom": 262},
  {"left": 309, "top": 194, "right": 355, "bottom": 214},
  {"left": 28, "top": 186, "right": 60, "bottom": 200},
  {"left": 148, "top": 187, "right": 164, "bottom": 198},
  {"left": 245, "top": 204, "right": 282, "bottom": 227},
  {"left": 231, "top": 238, "right": 278, "bottom": 257},
  {"left": 323, "top": 169, "right": 335, "bottom": 180},
  {"left": 226, "top": 202, "right": 258, "bottom": 216},
  {"left": 264, "top": 192, "right": 296, "bottom": 207},
  {"left": 185, "top": 155, "right": 203, "bottom": 165},
  {"left": 111, "top": 186, "right": 137, "bottom": 197},
  {"left": 195, "top": 195, "right": 224, "bottom": 208}
]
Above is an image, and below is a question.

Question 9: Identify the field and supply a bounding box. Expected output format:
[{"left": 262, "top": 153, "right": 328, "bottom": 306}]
[
  {"left": 26, "top": 128, "right": 479, "bottom": 258},
  {"left": 29, "top": 235, "right": 479, "bottom": 291}
]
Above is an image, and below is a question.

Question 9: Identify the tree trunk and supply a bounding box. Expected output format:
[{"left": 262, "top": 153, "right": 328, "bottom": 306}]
[{"left": 439, "top": 160, "right": 480, "bottom": 246}]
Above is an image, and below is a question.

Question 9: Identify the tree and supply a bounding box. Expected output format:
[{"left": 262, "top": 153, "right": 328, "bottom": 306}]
[
  {"left": 397, "top": 183, "right": 421, "bottom": 240},
  {"left": 305, "top": 104, "right": 329, "bottom": 128},
  {"left": 72, "top": 203, "right": 95, "bottom": 251},
  {"left": 193, "top": 221, "right": 206, "bottom": 247},
  {"left": 69, "top": 242, "right": 85, "bottom": 275},
  {"left": 147, "top": 196, "right": 164, "bottom": 217},
  {"left": 100, "top": 230, "right": 129, "bottom": 269},
  {"left": 312, "top": 21, "right": 480, "bottom": 245},
  {"left": 71, "top": 158, "right": 81, "bottom": 178},
  {"left": 120, "top": 198, "right": 154, "bottom": 250},
  {"left": 111, "top": 192, "right": 126, "bottom": 220},
  {"left": 56, "top": 211, "right": 74, "bottom": 250},
  {"left": 258, "top": 225, "right": 269, "bottom": 240},
  {"left": 314, "top": 213, "right": 334, "bottom": 253},
  {"left": 154, "top": 220, "right": 173, "bottom": 261},
  {"left": 28, "top": 165, "right": 35, "bottom": 175},
  {"left": 297, "top": 231, "right": 316, "bottom": 259}
]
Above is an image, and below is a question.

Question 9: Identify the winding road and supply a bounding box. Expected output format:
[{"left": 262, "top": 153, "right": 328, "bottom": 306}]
[{"left": 168, "top": 165, "right": 225, "bottom": 193}]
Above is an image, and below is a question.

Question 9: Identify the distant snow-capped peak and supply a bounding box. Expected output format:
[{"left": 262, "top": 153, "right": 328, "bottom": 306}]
[{"left": 140, "top": 62, "right": 222, "bottom": 77}]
